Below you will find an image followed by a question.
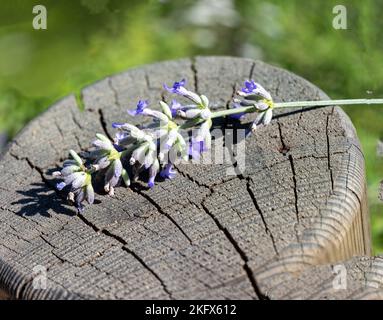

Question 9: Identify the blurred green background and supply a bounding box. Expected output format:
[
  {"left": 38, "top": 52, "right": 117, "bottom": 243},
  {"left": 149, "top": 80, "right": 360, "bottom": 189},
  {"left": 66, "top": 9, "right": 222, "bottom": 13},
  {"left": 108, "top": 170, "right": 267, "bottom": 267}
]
[{"left": 0, "top": 0, "right": 382, "bottom": 251}]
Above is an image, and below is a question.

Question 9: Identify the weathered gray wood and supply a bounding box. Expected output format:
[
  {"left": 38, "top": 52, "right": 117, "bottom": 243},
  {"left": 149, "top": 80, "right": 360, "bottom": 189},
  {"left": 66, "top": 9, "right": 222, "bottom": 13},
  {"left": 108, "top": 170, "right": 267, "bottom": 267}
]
[
  {"left": 0, "top": 56, "right": 374, "bottom": 299},
  {"left": 262, "top": 255, "right": 383, "bottom": 299}
]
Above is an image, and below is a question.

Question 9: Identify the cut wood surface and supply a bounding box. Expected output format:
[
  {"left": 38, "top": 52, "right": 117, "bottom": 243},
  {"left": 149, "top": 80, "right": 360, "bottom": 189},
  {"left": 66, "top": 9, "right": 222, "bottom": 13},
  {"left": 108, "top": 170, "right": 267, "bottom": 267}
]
[{"left": 0, "top": 56, "right": 380, "bottom": 299}]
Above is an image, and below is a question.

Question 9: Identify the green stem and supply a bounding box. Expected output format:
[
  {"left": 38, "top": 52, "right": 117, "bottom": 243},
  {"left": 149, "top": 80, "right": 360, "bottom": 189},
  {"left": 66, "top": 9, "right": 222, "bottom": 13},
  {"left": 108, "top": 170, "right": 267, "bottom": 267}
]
[
  {"left": 179, "top": 118, "right": 204, "bottom": 129},
  {"left": 211, "top": 106, "right": 256, "bottom": 118},
  {"left": 275, "top": 98, "right": 383, "bottom": 108},
  {"left": 210, "top": 98, "right": 383, "bottom": 119}
]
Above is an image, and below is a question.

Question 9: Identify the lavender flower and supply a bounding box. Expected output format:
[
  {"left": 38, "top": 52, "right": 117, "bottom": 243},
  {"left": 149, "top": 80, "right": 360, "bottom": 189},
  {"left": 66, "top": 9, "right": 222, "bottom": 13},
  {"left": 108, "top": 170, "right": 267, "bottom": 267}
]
[
  {"left": 128, "top": 100, "right": 170, "bottom": 123},
  {"left": 87, "top": 133, "right": 127, "bottom": 195},
  {"left": 251, "top": 107, "right": 273, "bottom": 131},
  {"left": 170, "top": 99, "right": 208, "bottom": 118},
  {"left": 112, "top": 124, "right": 157, "bottom": 171},
  {"left": 160, "top": 163, "right": 177, "bottom": 180},
  {"left": 128, "top": 100, "right": 148, "bottom": 116},
  {"left": 148, "top": 159, "right": 160, "bottom": 188},
  {"left": 241, "top": 79, "right": 258, "bottom": 94},
  {"left": 53, "top": 150, "right": 94, "bottom": 213},
  {"left": 170, "top": 100, "right": 183, "bottom": 117},
  {"left": 235, "top": 80, "right": 274, "bottom": 131},
  {"left": 104, "top": 158, "right": 123, "bottom": 196},
  {"left": 250, "top": 99, "right": 273, "bottom": 131},
  {"left": 164, "top": 79, "right": 202, "bottom": 105},
  {"left": 164, "top": 80, "right": 213, "bottom": 159},
  {"left": 113, "top": 128, "right": 130, "bottom": 145},
  {"left": 130, "top": 140, "right": 156, "bottom": 168},
  {"left": 164, "top": 79, "right": 186, "bottom": 94},
  {"left": 238, "top": 80, "right": 272, "bottom": 101},
  {"left": 194, "top": 118, "right": 212, "bottom": 152},
  {"left": 114, "top": 122, "right": 162, "bottom": 187},
  {"left": 126, "top": 99, "right": 187, "bottom": 182},
  {"left": 113, "top": 123, "right": 150, "bottom": 145},
  {"left": 148, "top": 101, "right": 187, "bottom": 165},
  {"left": 129, "top": 143, "right": 158, "bottom": 188}
]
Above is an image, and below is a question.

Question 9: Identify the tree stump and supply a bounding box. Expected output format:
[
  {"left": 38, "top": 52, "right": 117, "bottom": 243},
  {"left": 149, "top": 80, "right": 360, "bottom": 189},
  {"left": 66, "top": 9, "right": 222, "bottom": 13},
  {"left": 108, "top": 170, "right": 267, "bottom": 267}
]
[{"left": 0, "top": 56, "right": 381, "bottom": 300}]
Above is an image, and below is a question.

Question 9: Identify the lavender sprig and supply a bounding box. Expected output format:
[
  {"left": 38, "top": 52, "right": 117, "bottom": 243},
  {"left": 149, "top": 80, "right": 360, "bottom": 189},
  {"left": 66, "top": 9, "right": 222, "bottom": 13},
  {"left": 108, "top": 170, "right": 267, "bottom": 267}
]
[
  {"left": 53, "top": 150, "right": 94, "bottom": 213},
  {"left": 53, "top": 78, "right": 383, "bottom": 213}
]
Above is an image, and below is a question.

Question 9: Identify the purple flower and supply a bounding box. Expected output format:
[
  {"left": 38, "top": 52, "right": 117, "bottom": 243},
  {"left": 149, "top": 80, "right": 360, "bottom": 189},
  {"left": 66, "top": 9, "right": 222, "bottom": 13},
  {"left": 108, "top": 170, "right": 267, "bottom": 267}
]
[
  {"left": 164, "top": 79, "right": 202, "bottom": 105},
  {"left": 187, "top": 119, "right": 212, "bottom": 160},
  {"left": 241, "top": 80, "right": 257, "bottom": 94},
  {"left": 148, "top": 177, "right": 155, "bottom": 188},
  {"left": 112, "top": 123, "right": 133, "bottom": 145},
  {"left": 251, "top": 109, "right": 273, "bottom": 132},
  {"left": 160, "top": 163, "right": 176, "bottom": 180},
  {"left": 239, "top": 80, "right": 272, "bottom": 101},
  {"left": 112, "top": 122, "right": 124, "bottom": 129},
  {"left": 56, "top": 182, "right": 66, "bottom": 191},
  {"left": 170, "top": 100, "right": 183, "bottom": 117},
  {"left": 113, "top": 144, "right": 124, "bottom": 152},
  {"left": 114, "top": 130, "right": 128, "bottom": 144},
  {"left": 92, "top": 138, "right": 113, "bottom": 151},
  {"left": 86, "top": 134, "right": 125, "bottom": 195},
  {"left": 148, "top": 159, "right": 160, "bottom": 188},
  {"left": 128, "top": 100, "right": 149, "bottom": 116},
  {"left": 53, "top": 150, "right": 94, "bottom": 213},
  {"left": 70, "top": 183, "right": 94, "bottom": 214},
  {"left": 164, "top": 129, "right": 178, "bottom": 150},
  {"left": 104, "top": 158, "right": 123, "bottom": 196},
  {"left": 195, "top": 120, "right": 212, "bottom": 146},
  {"left": 164, "top": 79, "right": 187, "bottom": 94}
]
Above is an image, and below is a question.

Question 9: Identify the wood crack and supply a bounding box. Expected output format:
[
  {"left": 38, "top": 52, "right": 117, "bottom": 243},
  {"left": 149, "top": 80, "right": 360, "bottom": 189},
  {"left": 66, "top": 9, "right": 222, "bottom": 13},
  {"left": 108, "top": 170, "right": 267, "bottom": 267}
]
[
  {"left": 246, "top": 177, "right": 279, "bottom": 255},
  {"left": 200, "top": 197, "right": 267, "bottom": 300},
  {"left": 249, "top": 61, "right": 256, "bottom": 79},
  {"left": 108, "top": 77, "right": 120, "bottom": 107},
  {"left": 70, "top": 108, "right": 84, "bottom": 130},
  {"left": 276, "top": 120, "right": 302, "bottom": 242},
  {"left": 130, "top": 187, "right": 193, "bottom": 245},
  {"left": 101, "top": 229, "right": 174, "bottom": 300},
  {"left": 191, "top": 57, "right": 199, "bottom": 93},
  {"left": 76, "top": 212, "right": 174, "bottom": 299},
  {"left": 176, "top": 164, "right": 268, "bottom": 298},
  {"left": 7, "top": 153, "right": 174, "bottom": 296},
  {"left": 98, "top": 109, "right": 113, "bottom": 141},
  {"left": 277, "top": 121, "right": 289, "bottom": 155},
  {"left": 288, "top": 154, "right": 300, "bottom": 225},
  {"left": 10, "top": 147, "right": 188, "bottom": 298},
  {"left": 326, "top": 109, "right": 335, "bottom": 191},
  {"left": 39, "top": 235, "right": 66, "bottom": 264}
]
